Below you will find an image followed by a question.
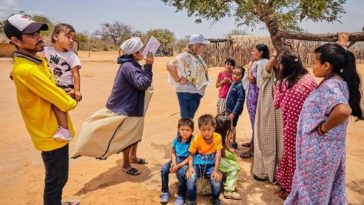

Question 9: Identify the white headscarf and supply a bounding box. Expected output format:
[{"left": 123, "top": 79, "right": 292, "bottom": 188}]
[{"left": 120, "top": 37, "right": 144, "bottom": 55}]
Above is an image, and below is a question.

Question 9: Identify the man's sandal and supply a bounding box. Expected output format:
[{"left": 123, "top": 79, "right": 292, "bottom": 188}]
[
  {"left": 121, "top": 167, "right": 140, "bottom": 176},
  {"left": 223, "top": 191, "right": 242, "bottom": 200}
]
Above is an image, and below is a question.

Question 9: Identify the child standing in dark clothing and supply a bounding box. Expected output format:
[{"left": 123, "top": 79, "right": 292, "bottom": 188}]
[
  {"left": 225, "top": 66, "right": 245, "bottom": 149},
  {"left": 160, "top": 118, "right": 194, "bottom": 205}
]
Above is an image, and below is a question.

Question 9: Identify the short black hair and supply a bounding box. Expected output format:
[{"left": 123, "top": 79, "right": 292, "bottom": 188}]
[
  {"left": 178, "top": 118, "right": 194, "bottom": 130},
  {"left": 198, "top": 114, "right": 216, "bottom": 128},
  {"left": 225, "top": 57, "right": 236, "bottom": 67},
  {"left": 234, "top": 66, "right": 245, "bottom": 76}
]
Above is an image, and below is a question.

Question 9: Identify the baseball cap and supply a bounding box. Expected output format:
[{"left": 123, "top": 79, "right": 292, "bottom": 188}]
[
  {"left": 188, "top": 34, "right": 210, "bottom": 45},
  {"left": 4, "top": 14, "right": 48, "bottom": 39}
]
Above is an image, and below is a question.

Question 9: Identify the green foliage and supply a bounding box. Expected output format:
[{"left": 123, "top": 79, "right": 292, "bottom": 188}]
[
  {"left": 145, "top": 29, "right": 175, "bottom": 48},
  {"left": 0, "top": 20, "right": 4, "bottom": 34},
  {"left": 162, "top": 0, "right": 347, "bottom": 31},
  {"left": 94, "top": 22, "right": 133, "bottom": 46},
  {"left": 75, "top": 32, "right": 89, "bottom": 43}
]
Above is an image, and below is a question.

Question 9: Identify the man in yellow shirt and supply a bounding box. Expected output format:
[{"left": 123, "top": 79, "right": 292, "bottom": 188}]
[{"left": 4, "top": 14, "right": 78, "bottom": 205}]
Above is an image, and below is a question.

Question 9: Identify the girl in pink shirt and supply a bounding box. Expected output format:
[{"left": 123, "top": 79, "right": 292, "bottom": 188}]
[{"left": 216, "top": 58, "right": 235, "bottom": 114}]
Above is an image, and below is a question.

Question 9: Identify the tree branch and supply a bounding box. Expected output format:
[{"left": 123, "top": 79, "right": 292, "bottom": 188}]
[
  {"left": 279, "top": 30, "right": 364, "bottom": 43},
  {"left": 267, "top": 0, "right": 277, "bottom": 7},
  {"left": 232, "top": 0, "right": 244, "bottom": 5}
]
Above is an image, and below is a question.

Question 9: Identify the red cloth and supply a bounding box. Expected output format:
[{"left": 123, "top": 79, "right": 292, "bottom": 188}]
[
  {"left": 274, "top": 74, "right": 317, "bottom": 192},
  {"left": 217, "top": 71, "right": 233, "bottom": 98}
]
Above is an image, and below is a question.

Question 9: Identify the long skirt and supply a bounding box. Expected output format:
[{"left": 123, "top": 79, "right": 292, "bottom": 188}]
[{"left": 72, "top": 87, "right": 153, "bottom": 159}]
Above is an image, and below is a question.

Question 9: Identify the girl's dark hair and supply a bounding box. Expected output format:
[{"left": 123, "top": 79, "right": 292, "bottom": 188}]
[
  {"left": 255, "top": 44, "right": 270, "bottom": 59},
  {"left": 51, "top": 23, "right": 76, "bottom": 43},
  {"left": 198, "top": 114, "right": 216, "bottom": 128},
  {"left": 178, "top": 118, "right": 194, "bottom": 131},
  {"left": 277, "top": 49, "right": 308, "bottom": 90},
  {"left": 215, "top": 113, "right": 231, "bottom": 147},
  {"left": 225, "top": 57, "right": 236, "bottom": 67},
  {"left": 314, "top": 43, "right": 363, "bottom": 120}
]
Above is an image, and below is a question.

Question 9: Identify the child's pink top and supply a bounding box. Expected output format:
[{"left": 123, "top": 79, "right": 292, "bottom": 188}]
[{"left": 217, "top": 71, "right": 233, "bottom": 98}]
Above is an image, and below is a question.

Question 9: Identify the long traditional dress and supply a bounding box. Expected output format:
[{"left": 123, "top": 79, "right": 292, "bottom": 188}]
[
  {"left": 273, "top": 74, "right": 317, "bottom": 192},
  {"left": 253, "top": 66, "right": 284, "bottom": 182},
  {"left": 285, "top": 78, "right": 349, "bottom": 204},
  {"left": 246, "top": 59, "right": 266, "bottom": 143}
]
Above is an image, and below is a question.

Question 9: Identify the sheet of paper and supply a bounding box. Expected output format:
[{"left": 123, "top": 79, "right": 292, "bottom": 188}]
[{"left": 142, "top": 36, "right": 161, "bottom": 58}]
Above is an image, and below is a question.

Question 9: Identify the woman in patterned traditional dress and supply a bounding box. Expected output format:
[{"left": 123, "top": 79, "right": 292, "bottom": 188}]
[
  {"left": 240, "top": 44, "right": 270, "bottom": 158},
  {"left": 273, "top": 49, "right": 317, "bottom": 199},
  {"left": 249, "top": 48, "right": 284, "bottom": 182},
  {"left": 285, "top": 42, "right": 363, "bottom": 204}
]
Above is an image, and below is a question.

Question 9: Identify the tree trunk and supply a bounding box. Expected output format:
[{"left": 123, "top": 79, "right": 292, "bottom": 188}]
[{"left": 277, "top": 30, "right": 364, "bottom": 48}]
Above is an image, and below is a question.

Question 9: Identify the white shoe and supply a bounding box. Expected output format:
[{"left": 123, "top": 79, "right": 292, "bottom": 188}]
[{"left": 53, "top": 126, "right": 72, "bottom": 142}]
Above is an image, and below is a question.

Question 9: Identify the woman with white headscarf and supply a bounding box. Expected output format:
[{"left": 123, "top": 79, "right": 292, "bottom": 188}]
[
  {"left": 73, "top": 37, "right": 154, "bottom": 176},
  {"left": 167, "top": 34, "right": 210, "bottom": 118}
]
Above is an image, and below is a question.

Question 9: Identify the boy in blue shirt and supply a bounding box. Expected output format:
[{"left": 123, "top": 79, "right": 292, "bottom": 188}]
[
  {"left": 160, "top": 118, "right": 194, "bottom": 205},
  {"left": 225, "top": 66, "right": 245, "bottom": 149}
]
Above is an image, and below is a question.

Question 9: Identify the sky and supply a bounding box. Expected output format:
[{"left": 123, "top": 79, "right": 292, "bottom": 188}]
[{"left": 1, "top": 0, "right": 363, "bottom": 39}]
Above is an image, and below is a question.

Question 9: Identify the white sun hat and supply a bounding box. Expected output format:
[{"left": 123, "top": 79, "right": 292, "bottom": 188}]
[{"left": 188, "top": 34, "right": 210, "bottom": 45}]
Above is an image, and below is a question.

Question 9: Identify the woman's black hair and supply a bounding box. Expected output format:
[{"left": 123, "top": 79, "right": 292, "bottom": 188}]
[
  {"left": 255, "top": 44, "right": 270, "bottom": 59},
  {"left": 215, "top": 113, "right": 231, "bottom": 148},
  {"left": 277, "top": 49, "right": 308, "bottom": 90},
  {"left": 225, "top": 57, "right": 236, "bottom": 67},
  {"left": 314, "top": 43, "right": 363, "bottom": 120}
]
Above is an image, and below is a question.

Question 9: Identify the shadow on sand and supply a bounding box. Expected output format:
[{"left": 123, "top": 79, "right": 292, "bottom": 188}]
[{"left": 74, "top": 159, "right": 153, "bottom": 195}]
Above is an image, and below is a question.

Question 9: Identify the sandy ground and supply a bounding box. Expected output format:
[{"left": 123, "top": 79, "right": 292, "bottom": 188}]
[{"left": 0, "top": 51, "right": 363, "bottom": 205}]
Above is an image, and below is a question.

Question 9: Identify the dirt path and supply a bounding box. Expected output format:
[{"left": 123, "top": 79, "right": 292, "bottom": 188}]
[{"left": 0, "top": 51, "right": 363, "bottom": 205}]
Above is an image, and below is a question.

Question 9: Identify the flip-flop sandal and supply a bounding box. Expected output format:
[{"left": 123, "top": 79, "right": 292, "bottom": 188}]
[
  {"left": 240, "top": 151, "right": 253, "bottom": 158},
  {"left": 224, "top": 191, "right": 242, "bottom": 200},
  {"left": 253, "top": 174, "right": 267, "bottom": 182},
  {"left": 241, "top": 142, "right": 251, "bottom": 147},
  {"left": 62, "top": 199, "right": 80, "bottom": 205},
  {"left": 131, "top": 158, "right": 148, "bottom": 164},
  {"left": 122, "top": 167, "right": 140, "bottom": 176},
  {"left": 278, "top": 189, "right": 289, "bottom": 200}
]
